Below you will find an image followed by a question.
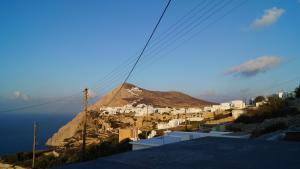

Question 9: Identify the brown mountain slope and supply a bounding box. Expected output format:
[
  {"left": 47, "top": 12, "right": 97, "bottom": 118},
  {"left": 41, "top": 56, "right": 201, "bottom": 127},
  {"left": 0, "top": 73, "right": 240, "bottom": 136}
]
[
  {"left": 46, "top": 83, "right": 215, "bottom": 146},
  {"left": 93, "top": 83, "right": 215, "bottom": 109}
]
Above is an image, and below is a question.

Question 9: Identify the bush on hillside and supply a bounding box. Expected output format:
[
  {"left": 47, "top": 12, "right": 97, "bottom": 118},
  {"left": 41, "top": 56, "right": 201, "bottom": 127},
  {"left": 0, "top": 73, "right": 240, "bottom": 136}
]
[
  {"left": 235, "top": 96, "right": 299, "bottom": 124},
  {"left": 214, "top": 112, "right": 231, "bottom": 120},
  {"left": 2, "top": 136, "right": 132, "bottom": 169},
  {"left": 254, "top": 96, "right": 265, "bottom": 103}
]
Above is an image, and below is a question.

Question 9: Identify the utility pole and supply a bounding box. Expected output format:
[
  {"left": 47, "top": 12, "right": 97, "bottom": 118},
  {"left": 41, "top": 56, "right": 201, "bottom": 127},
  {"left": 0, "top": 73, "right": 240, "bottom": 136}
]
[
  {"left": 185, "top": 108, "right": 187, "bottom": 131},
  {"left": 82, "top": 88, "right": 88, "bottom": 155},
  {"left": 32, "top": 121, "right": 36, "bottom": 169},
  {"left": 146, "top": 105, "right": 148, "bottom": 121}
]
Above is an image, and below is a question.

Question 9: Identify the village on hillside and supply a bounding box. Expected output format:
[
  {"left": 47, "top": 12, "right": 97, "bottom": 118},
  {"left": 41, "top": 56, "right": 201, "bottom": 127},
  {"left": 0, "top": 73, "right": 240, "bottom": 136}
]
[
  {"left": 2, "top": 84, "right": 300, "bottom": 169},
  {"left": 1, "top": 0, "right": 300, "bottom": 168}
]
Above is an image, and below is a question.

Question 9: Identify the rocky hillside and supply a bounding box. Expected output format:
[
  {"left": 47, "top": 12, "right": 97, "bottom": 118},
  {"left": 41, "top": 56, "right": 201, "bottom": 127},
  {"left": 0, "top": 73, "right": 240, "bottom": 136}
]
[
  {"left": 93, "top": 83, "right": 215, "bottom": 108},
  {"left": 46, "top": 83, "right": 215, "bottom": 147}
]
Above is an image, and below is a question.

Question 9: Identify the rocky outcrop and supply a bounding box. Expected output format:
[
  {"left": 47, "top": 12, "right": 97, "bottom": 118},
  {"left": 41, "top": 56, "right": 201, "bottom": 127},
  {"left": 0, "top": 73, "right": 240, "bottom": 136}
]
[{"left": 46, "top": 112, "right": 84, "bottom": 147}]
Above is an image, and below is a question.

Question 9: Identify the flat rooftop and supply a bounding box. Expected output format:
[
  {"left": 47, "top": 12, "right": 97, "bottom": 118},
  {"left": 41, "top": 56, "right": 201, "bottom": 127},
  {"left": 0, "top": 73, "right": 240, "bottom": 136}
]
[
  {"left": 55, "top": 137, "right": 300, "bottom": 169},
  {"left": 129, "top": 131, "right": 248, "bottom": 147}
]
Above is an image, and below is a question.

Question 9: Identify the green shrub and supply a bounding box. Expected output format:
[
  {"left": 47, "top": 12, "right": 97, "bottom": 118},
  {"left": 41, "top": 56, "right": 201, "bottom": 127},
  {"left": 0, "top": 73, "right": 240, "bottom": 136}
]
[{"left": 254, "top": 96, "right": 265, "bottom": 103}]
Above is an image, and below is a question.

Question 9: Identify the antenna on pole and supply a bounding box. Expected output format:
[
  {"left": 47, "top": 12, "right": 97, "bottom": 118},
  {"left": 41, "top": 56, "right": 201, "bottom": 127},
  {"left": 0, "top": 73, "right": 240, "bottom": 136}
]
[
  {"left": 32, "top": 121, "right": 37, "bottom": 169},
  {"left": 82, "top": 88, "right": 88, "bottom": 156}
]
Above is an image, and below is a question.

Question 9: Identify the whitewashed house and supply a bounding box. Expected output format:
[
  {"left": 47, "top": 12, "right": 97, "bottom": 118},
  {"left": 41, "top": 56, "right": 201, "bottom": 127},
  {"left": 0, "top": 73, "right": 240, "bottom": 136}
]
[
  {"left": 256, "top": 101, "right": 266, "bottom": 107},
  {"left": 157, "top": 119, "right": 185, "bottom": 130},
  {"left": 203, "top": 106, "right": 212, "bottom": 112},
  {"left": 187, "top": 107, "right": 202, "bottom": 113},
  {"left": 220, "top": 102, "right": 231, "bottom": 110},
  {"left": 230, "top": 100, "right": 246, "bottom": 109}
]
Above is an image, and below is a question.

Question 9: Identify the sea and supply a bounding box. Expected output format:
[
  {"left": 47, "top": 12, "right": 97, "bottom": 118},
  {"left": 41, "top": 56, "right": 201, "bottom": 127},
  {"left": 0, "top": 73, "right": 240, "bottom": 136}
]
[{"left": 0, "top": 112, "right": 76, "bottom": 156}]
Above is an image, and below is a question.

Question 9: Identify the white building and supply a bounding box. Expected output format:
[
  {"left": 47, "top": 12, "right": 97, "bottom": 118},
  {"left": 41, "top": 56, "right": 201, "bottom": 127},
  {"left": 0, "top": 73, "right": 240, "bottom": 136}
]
[
  {"left": 203, "top": 106, "right": 212, "bottom": 112},
  {"left": 277, "top": 91, "right": 296, "bottom": 99},
  {"left": 187, "top": 107, "right": 203, "bottom": 113},
  {"left": 278, "top": 92, "right": 284, "bottom": 99},
  {"left": 211, "top": 105, "right": 221, "bottom": 112},
  {"left": 220, "top": 102, "right": 231, "bottom": 110},
  {"left": 147, "top": 130, "right": 157, "bottom": 139},
  {"left": 170, "top": 108, "right": 185, "bottom": 115},
  {"left": 230, "top": 100, "right": 246, "bottom": 109},
  {"left": 157, "top": 119, "right": 185, "bottom": 130},
  {"left": 207, "top": 103, "right": 231, "bottom": 112},
  {"left": 256, "top": 101, "right": 266, "bottom": 107},
  {"left": 100, "top": 99, "right": 247, "bottom": 117}
]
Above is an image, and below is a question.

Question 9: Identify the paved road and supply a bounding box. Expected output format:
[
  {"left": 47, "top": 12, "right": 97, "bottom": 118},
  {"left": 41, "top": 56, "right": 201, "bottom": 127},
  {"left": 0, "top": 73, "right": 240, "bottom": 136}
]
[{"left": 55, "top": 137, "right": 300, "bottom": 169}]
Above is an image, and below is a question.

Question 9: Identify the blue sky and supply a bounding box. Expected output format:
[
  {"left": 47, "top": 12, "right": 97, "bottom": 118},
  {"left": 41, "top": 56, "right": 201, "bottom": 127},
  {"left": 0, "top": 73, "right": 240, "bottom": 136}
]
[{"left": 0, "top": 0, "right": 300, "bottom": 112}]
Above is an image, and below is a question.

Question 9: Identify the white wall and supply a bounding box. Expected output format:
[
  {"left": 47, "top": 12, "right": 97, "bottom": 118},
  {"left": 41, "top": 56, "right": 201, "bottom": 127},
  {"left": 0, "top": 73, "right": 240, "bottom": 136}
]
[{"left": 232, "top": 109, "right": 245, "bottom": 119}]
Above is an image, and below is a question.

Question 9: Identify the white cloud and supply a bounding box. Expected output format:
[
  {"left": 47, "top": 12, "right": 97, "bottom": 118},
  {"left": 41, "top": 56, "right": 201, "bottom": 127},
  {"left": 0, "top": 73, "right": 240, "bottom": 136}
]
[
  {"left": 225, "top": 56, "right": 282, "bottom": 77},
  {"left": 13, "top": 91, "right": 30, "bottom": 101},
  {"left": 250, "top": 7, "right": 285, "bottom": 29}
]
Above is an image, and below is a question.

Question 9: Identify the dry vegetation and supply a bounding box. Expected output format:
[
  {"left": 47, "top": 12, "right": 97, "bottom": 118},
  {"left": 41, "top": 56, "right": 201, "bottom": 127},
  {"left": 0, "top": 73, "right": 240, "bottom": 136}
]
[
  {"left": 1, "top": 136, "right": 131, "bottom": 169},
  {"left": 227, "top": 95, "right": 300, "bottom": 138}
]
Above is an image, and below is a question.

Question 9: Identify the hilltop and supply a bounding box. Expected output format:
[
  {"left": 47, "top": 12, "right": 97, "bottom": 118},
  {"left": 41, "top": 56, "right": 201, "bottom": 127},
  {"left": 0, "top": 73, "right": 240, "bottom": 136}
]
[{"left": 92, "top": 83, "right": 215, "bottom": 108}]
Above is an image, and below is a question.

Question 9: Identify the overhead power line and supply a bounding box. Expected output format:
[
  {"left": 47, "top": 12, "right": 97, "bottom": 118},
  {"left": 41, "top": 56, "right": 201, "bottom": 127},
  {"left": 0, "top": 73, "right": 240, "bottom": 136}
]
[
  {"left": 92, "top": 0, "right": 239, "bottom": 93},
  {"left": 91, "top": 0, "right": 213, "bottom": 91},
  {"left": 0, "top": 92, "right": 82, "bottom": 113},
  {"left": 0, "top": 0, "right": 248, "bottom": 113},
  {"left": 133, "top": 0, "right": 249, "bottom": 76},
  {"left": 0, "top": 0, "right": 170, "bottom": 113},
  {"left": 0, "top": 0, "right": 172, "bottom": 113},
  {"left": 141, "top": 0, "right": 235, "bottom": 62},
  {"left": 0, "top": 99, "right": 62, "bottom": 113},
  {"left": 256, "top": 75, "right": 300, "bottom": 97},
  {"left": 91, "top": 0, "right": 223, "bottom": 94},
  {"left": 144, "top": 0, "right": 225, "bottom": 56},
  {"left": 104, "top": 0, "right": 172, "bottom": 107}
]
